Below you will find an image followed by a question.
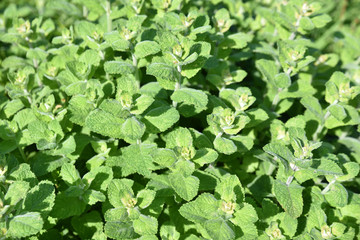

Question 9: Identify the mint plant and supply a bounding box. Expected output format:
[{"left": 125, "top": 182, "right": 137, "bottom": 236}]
[{"left": 0, "top": 0, "right": 359, "bottom": 239}]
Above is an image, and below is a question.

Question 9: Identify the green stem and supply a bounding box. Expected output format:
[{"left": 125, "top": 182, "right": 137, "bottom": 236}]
[
  {"left": 83, "top": 6, "right": 88, "bottom": 18},
  {"left": 106, "top": 1, "right": 112, "bottom": 33},
  {"left": 271, "top": 68, "right": 292, "bottom": 111},
  {"left": 172, "top": 81, "right": 181, "bottom": 108},
  {"left": 271, "top": 89, "right": 281, "bottom": 111},
  {"left": 286, "top": 175, "right": 294, "bottom": 186},
  {"left": 321, "top": 178, "right": 336, "bottom": 194},
  {"left": 286, "top": 163, "right": 299, "bottom": 186},
  {"left": 313, "top": 100, "right": 339, "bottom": 141},
  {"left": 289, "top": 15, "right": 301, "bottom": 40},
  {"left": 170, "top": 54, "right": 182, "bottom": 107},
  {"left": 132, "top": 53, "right": 140, "bottom": 82},
  {"left": 18, "top": 146, "right": 27, "bottom": 162}
]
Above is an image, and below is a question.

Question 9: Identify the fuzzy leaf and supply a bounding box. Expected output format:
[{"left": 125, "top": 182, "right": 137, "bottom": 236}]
[
  {"left": 135, "top": 41, "right": 161, "bottom": 58},
  {"left": 273, "top": 180, "right": 304, "bottom": 218},
  {"left": 104, "top": 61, "right": 135, "bottom": 74},
  {"left": 8, "top": 212, "right": 44, "bottom": 238},
  {"left": 85, "top": 109, "right": 125, "bottom": 139},
  {"left": 144, "top": 106, "right": 180, "bottom": 132},
  {"left": 171, "top": 88, "right": 208, "bottom": 116},
  {"left": 169, "top": 173, "right": 199, "bottom": 201}
]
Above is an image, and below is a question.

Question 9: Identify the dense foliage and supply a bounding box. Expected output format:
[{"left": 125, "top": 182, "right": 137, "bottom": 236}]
[{"left": 1, "top": 0, "right": 360, "bottom": 239}]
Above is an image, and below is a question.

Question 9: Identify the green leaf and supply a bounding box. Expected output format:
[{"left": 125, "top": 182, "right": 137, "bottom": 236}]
[
  {"left": 311, "top": 14, "right": 331, "bottom": 28},
  {"left": 8, "top": 163, "right": 37, "bottom": 186},
  {"left": 194, "top": 170, "right": 218, "bottom": 191},
  {"left": 144, "top": 105, "right": 180, "bottom": 132},
  {"left": 231, "top": 203, "right": 258, "bottom": 239},
  {"left": 171, "top": 88, "right": 208, "bottom": 117},
  {"left": 215, "top": 174, "right": 244, "bottom": 203},
  {"left": 234, "top": 203, "right": 258, "bottom": 224},
  {"left": 105, "top": 220, "right": 135, "bottom": 239},
  {"left": 325, "top": 81, "right": 339, "bottom": 104},
  {"left": 104, "top": 61, "right": 135, "bottom": 74},
  {"left": 226, "top": 32, "right": 252, "bottom": 49},
  {"left": 337, "top": 162, "right": 360, "bottom": 182},
  {"left": 8, "top": 212, "right": 44, "bottom": 238},
  {"left": 300, "top": 96, "right": 324, "bottom": 122},
  {"left": 104, "top": 31, "right": 130, "bottom": 51},
  {"left": 147, "top": 62, "right": 177, "bottom": 82},
  {"left": 324, "top": 183, "right": 348, "bottom": 207},
  {"left": 274, "top": 73, "right": 291, "bottom": 89},
  {"left": 107, "top": 178, "right": 134, "bottom": 208},
  {"left": 256, "top": 59, "right": 278, "bottom": 86},
  {"left": 23, "top": 181, "right": 55, "bottom": 214},
  {"left": 71, "top": 211, "right": 104, "bottom": 240},
  {"left": 121, "top": 117, "right": 145, "bottom": 142},
  {"left": 1, "top": 56, "right": 28, "bottom": 69},
  {"left": 85, "top": 109, "right": 125, "bottom": 139},
  {"left": 32, "top": 153, "right": 68, "bottom": 177},
  {"left": 133, "top": 215, "right": 158, "bottom": 235},
  {"left": 137, "top": 189, "right": 156, "bottom": 209},
  {"left": 135, "top": 41, "right": 161, "bottom": 58},
  {"left": 273, "top": 180, "right": 304, "bottom": 218},
  {"left": 82, "top": 166, "right": 113, "bottom": 191},
  {"left": 0, "top": 0, "right": 357, "bottom": 237},
  {"left": 214, "top": 136, "right": 237, "bottom": 155},
  {"left": 109, "top": 144, "right": 157, "bottom": 177},
  {"left": 181, "top": 41, "right": 211, "bottom": 79},
  {"left": 99, "top": 99, "right": 129, "bottom": 118},
  {"left": 245, "top": 108, "right": 269, "bottom": 128},
  {"left": 66, "top": 61, "right": 90, "bottom": 80},
  {"left": 331, "top": 222, "right": 347, "bottom": 237},
  {"left": 179, "top": 193, "right": 219, "bottom": 223},
  {"left": 300, "top": 17, "right": 315, "bottom": 31},
  {"left": 74, "top": 20, "right": 97, "bottom": 39},
  {"left": 277, "top": 212, "right": 298, "bottom": 238},
  {"left": 172, "top": 159, "right": 195, "bottom": 176},
  {"left": 169, "top": 173, "right": 199, "bottom": 201},
  {"left": 306, "top": 205, "right": 326, "bottom": 232},
  {"left": 193, "top": 148, "right": 218, "bottom": 166},
  {"left": 132, "top": 95, "right": 154, "bottom": 115},
  {"left": 51, "top": 193, "right": 86, "bottom": 219},
  {"left": 117, "top": 73, "right": 139, "bottom": 95},
  {"left": 279, "top": 76, "right": 317, "bottom": 99},
  {"left": 3, "top": 99, "right": 24, "bottom": 118},
  {"left": 28, "top": 120, "right": 55, "bottom": 147},
  {"left": 164, "top": 127, "right": 193, "bottom": 148},
  {"left": 325, "top": 105, "right": 360, "bottom": 129},
  {"left": 160, "top": 225, "right": 180, "bottom": 240},
  {"left": 4, "top": 181, "right": 30, "bottom": 206},
  {"left": 13, "top": 109, "right": 37, "bottom": 129},
  {"left": 203, "top": 219, "right": 235, "bottom": 240},
  {"left": 153, "top": 148, "right": 177, "bottom": 167},
  {"left": 313, "top": 158, "right": 343, "bottom": 176},
  {"left": 50, "top": 135, "right": 76, "bottom": 156},
  {"left": 329, "top": 104, "right": 347, "bottom": 121},
  {"left": 83, "top": 189, "right": 106, "bottom": 205},
  {"left": 230, "top": 135, "right": 254, "bottom": 153},
  {"left": 79, "top": 49, "right": 101, "bottom": 66},
  {"left": 181, "top": 52, "right": 198, "bottom": 66},
  {"left": 263, "top": 143, "right": 294, "bottom": 170},
  {"left": 60, "top": 163, "right": 81, "bottom": 185}
]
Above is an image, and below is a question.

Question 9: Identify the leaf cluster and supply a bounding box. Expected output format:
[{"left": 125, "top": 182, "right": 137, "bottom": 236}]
[{"left": 0, "top": 0, "right": 359, "bottom": 239}]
